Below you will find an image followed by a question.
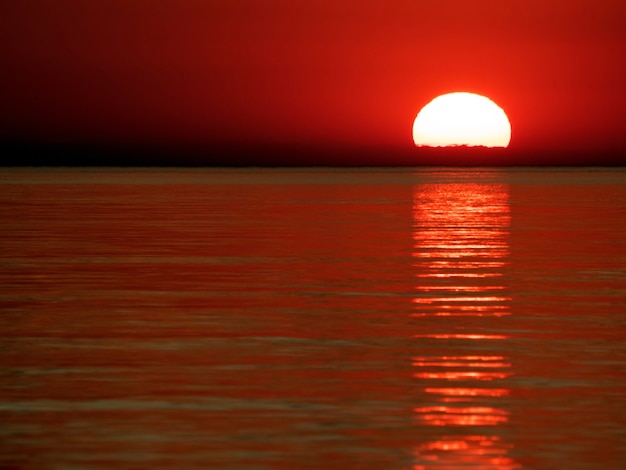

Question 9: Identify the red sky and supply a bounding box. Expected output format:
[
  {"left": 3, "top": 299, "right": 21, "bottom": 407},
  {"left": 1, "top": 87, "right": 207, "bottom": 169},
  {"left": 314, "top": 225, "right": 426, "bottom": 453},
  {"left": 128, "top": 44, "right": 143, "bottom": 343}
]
[{"left": 1, "top": 0, "right": 625, "bottom": 164}]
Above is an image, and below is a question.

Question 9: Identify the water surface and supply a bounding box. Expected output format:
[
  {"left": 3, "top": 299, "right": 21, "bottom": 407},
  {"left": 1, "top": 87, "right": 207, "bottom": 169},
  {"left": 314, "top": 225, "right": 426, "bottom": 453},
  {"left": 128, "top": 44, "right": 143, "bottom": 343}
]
[{"left": 0, "top": 168, "right": 625, "bottom": 469}]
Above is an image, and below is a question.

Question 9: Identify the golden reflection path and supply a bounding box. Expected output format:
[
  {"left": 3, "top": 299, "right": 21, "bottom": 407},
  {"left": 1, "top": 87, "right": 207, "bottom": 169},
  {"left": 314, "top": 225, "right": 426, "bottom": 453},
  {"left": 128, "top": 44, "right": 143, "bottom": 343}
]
[{"left": 411, "top": 180, "right": 519, "bottom": 470}]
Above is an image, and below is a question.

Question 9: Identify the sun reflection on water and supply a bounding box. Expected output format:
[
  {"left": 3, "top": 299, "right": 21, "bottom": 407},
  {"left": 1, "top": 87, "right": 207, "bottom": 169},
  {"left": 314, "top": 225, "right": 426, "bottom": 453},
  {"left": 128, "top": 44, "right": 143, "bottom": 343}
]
[{"left": 411, "top": 180, "right": 519, "bottom": 469}]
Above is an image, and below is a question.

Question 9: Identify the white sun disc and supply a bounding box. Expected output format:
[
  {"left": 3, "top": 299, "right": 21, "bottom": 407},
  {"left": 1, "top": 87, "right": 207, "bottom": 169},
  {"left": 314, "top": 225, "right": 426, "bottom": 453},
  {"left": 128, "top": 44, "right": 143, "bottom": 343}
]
[{"left": 413, "top": 92, "right": 511, "bottom": 147}]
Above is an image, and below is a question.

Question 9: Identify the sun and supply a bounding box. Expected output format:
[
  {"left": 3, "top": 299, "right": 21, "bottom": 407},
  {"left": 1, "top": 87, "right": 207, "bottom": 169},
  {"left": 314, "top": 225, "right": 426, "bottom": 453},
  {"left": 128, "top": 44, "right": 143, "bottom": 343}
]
[{"left": 413, "top": 92, "right": 511, "bottom": 148}]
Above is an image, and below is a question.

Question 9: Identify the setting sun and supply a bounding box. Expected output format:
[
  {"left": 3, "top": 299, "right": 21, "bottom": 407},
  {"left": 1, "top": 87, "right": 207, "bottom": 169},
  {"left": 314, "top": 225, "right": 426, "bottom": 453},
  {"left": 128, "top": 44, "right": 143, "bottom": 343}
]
[{"left": 413, "top": 92, "right": 511, "bottom": 148}]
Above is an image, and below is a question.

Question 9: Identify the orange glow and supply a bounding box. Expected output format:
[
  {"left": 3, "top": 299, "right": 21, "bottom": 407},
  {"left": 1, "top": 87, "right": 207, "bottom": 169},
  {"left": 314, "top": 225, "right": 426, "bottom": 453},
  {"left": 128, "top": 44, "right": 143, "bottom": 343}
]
[
  {"left": 412, "top": 305, "right": 510, "bottom": 313},
  {"left": 412, "top": 360, "right": 510, "bottom": 368},
  {"left": 417, "top": 305, "right": 509, "bottom": 311},
  {"left": 412, "top": 182, "right": 510, "bottom": 320},
  {"left": 412, "top": 261, "right": 507, "bottom": 268},
  {"left": 413, "top": 92, "right": 511, "bottom": 148},
  {"left": 414, "top": 285, "right": 505, "bottom": 291},
  {"left": 414, "top": 406, "right": 509, "bottom": 426},
  {"left": 412, "top": 305, "right": 510, "bottom": 317},
  {"left": 414, "top": 406, "right": 508, "bottom": 416},
  {"left": 412, "top": 296, "right": 511, "bottom": 304},
  {"left": 412, "top": 250, "right": 509, "bottom": 259},
  {"left": 414, "top": 436, "right": 520, "bottom": 470},
  {"left": 413, "top": 354, "right": 512, "bottom": 380},
  {"left": 415, "top": 356, "right": 505, "bottom": 361},
  {"left": 425, "top": 388, "right": 510, "bottom": 397},
  {"left": 413, "top": 334, "right": 509, "bottom": 340},
  {"left": 414, "top": 371, "right": 511, "bottom": 380},
  {"left": 415, "top": 272, "right": 504, "bottom": 278},
  {"left": 411, "top": 179, "right": 517, "bottom": 469},
  {"left": 413, "top": 356, "right": 512, "bottom": 380}
]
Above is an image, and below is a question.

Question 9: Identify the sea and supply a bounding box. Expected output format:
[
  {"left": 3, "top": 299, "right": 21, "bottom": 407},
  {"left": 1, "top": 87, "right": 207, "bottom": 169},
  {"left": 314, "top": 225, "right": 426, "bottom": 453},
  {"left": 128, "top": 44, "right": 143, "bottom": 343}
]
[{"left": 0, "top": 167, "right": 625, "bottom": 469}]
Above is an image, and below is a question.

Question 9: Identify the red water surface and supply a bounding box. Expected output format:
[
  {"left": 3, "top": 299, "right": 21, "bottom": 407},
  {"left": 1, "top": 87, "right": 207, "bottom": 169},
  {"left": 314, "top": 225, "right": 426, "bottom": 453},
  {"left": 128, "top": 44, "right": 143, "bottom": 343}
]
[{"left": 0, "top": 168, "right": 624, "bottom": 469}]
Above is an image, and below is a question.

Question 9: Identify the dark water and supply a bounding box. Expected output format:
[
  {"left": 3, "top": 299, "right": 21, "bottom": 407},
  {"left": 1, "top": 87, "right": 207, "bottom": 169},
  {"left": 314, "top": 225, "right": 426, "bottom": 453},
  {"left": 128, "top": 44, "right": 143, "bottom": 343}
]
[{"left": 0, "top": 167, "right": 625, "bottom": 469}]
